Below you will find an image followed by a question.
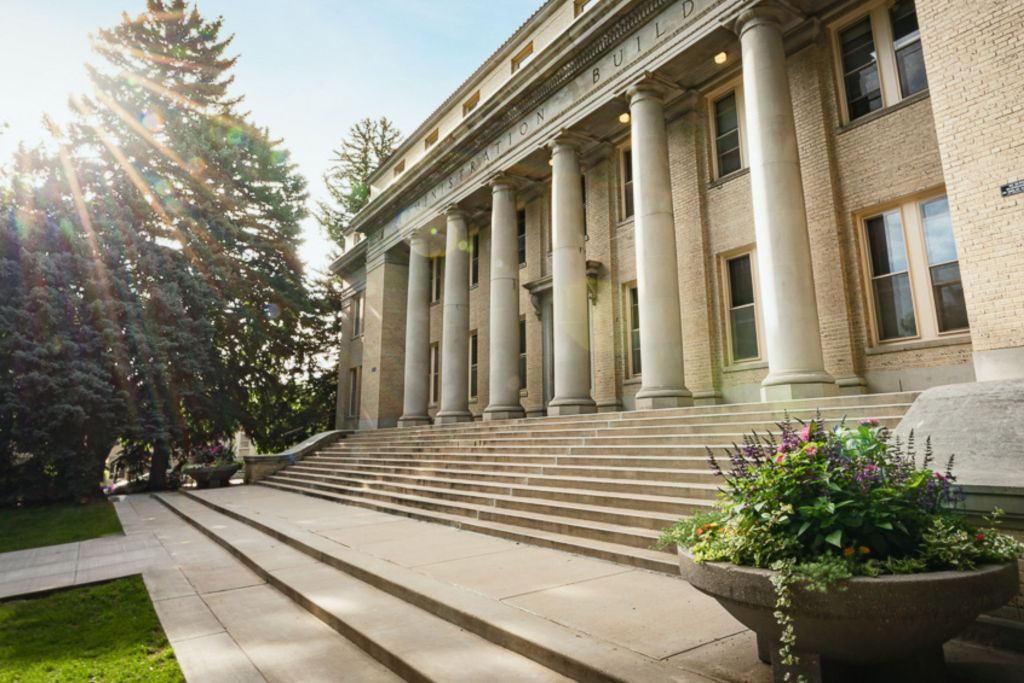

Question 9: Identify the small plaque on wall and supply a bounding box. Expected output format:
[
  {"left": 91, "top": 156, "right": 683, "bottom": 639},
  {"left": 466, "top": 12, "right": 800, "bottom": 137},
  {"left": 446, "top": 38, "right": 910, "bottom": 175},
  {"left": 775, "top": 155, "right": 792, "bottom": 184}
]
[{"left": 1000, "top": 179, "right": 1024, "bottom": 197}]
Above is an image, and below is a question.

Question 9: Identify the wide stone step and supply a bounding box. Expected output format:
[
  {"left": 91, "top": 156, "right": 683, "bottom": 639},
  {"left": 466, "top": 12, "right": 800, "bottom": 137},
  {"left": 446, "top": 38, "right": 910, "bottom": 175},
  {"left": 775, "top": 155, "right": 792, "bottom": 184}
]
[
  {"left": 262, "top": 473, "right": 671, "bottom": 547},
  {"left": 302, "top": 456, "right": 722, "bottom": 484},
  {"left": 154, "top": 492, "right": 689, "bottom": 682},
  {"left": 285, "top": 462, "right": 719, "bottom": 502},
  {"left": 326, "top": 444, "right": 721, "bottom": 458},
  {"left": 274, "top": 467, "right": 708, "bottom": 521},
  {"left": 310, "top": 452, "right": 710, "bottom": 469},
  {"left": 255, "top": 480, "right": 679, "bottom": 574}
]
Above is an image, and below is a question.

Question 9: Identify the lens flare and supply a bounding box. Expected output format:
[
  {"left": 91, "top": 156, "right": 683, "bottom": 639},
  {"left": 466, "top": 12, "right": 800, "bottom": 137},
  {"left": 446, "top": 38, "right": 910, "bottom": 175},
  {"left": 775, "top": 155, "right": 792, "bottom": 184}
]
[
  {"left": 141, "top": 108, "right": 165, "bottom": 132},
  {"left": 264, "top": 303, "right": 281, "bottom": 320}
]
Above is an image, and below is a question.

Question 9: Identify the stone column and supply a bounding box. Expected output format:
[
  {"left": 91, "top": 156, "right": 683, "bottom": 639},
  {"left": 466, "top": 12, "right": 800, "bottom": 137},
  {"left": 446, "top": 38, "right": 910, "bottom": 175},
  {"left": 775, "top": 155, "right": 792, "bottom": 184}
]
[
  {"left": 628, "top": 82, "right": 693, "bottom": 409},
  {"left": 736, "top": 3, "right": 836, "bottom": 400},
  {"left": 398, "top": 233, "right": 431, "bottom": 426},
  {"left": 548, "top": 137, "right": 596, "bottom": 415},
  {"left": 484, "top": 177, "right": 526, "bottom": 420},
  {"left": 436, "top": 206, "right": 473, "bottom": 423}
]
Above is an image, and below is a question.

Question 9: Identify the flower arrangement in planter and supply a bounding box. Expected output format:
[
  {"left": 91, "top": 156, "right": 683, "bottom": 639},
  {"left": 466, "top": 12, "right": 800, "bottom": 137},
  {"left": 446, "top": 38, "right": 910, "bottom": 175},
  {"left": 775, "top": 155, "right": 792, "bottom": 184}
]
[
  {"left": 180, "top": 443, "right": 240, "bottom": 489},
  {"left": 659, "top": 417, "right": 1023, "bottom": 682}
]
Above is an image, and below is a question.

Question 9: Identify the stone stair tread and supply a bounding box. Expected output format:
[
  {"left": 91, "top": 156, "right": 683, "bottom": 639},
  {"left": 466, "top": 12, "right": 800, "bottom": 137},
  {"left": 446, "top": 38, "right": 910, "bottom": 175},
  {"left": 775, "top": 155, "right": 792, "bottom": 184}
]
[
  {"left": 282, "top": 463, "right": 718, "bottom": 501},
  {"left": 304, "top": 457, "right": 718, "bottom": 479},
  {"left": 257, "top": 480, "right": 678, "bottom": 571},
  {"left": 154, "top": 492, "right": 573, "bottom": 682},
  {"left": 263, "top": 473, "right": 670, "bottom": 538},
  {"left": 270, "top": 469, "right": 705, "bottom": 520},
  {"left": 161, "top": 490, "right": 702, "bottom": 682}
]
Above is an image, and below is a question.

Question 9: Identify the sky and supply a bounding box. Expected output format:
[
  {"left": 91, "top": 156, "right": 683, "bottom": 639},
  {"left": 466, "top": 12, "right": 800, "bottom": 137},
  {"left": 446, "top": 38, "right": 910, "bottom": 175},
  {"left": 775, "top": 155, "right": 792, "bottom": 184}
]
[{"left": 0, "top": 0, "right": 541, "bottom": 275}]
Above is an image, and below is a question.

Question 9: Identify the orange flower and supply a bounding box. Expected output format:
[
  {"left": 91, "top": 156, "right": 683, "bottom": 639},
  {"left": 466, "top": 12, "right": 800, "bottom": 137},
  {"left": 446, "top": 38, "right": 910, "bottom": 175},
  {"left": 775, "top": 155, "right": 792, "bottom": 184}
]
[
  {"left": 859, "top": 546, "right": 871, "bottom": 555},
  {"left": 843, "top": 547, "right": 855, "bottom": 557}
]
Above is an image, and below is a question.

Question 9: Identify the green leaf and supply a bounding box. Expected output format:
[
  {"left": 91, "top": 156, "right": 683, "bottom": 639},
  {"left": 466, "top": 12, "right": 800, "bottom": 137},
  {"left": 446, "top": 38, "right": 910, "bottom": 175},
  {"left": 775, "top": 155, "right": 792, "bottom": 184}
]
[
  {"left": 876, "top": 521, "right": 893, "bottom": 530},
  {"left": 797, "top": 521, "right": 811, "bottom": 537},
  {"left": 825, "top": 529, "right": 843, "bottom": 547}
]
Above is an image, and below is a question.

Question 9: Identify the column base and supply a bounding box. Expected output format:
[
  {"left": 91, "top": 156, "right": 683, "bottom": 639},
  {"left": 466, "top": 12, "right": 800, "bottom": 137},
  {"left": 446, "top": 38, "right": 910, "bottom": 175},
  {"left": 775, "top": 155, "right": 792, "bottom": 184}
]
[
  {"left": 761, "top": 371, "right": 838, "bottom": 401},
  {"left": 835, "top": 375, "right": 868, "bottom": 396},
  {"left": 546, "top": 397, "right": 597, "bottom": 416},
  {"left": 397, "top": 415, "right": 431, "bottom": 428},
  {"left": 691, "top": 389, "right": 721, "bottom": 406},
  {"left": 635, "top": 387, "right": 693, "bottom": 410},
  {"left": 483, "top": 404, "right": 525, "bottom": 421},
  {"left": 434, "top": 411, "right": 474, "bottom": 425}
]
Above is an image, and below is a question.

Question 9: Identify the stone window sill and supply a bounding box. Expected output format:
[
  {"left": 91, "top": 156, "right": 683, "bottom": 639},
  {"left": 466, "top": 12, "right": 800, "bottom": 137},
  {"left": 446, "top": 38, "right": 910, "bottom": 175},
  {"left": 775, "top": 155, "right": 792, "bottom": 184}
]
[
  {"left": 623, "top": 376, "right": 641, "bottom": 386},
  {"left": 723, "top": 360, "right": 767, "bottom": 374},
  {"left": 865, "top": 334, "right": 971, "bottom": 356},
  {"left": 837, "top": 90, "right": 930, "bottom": 135},
  {"left": 708, "top": 167, "right": 750, "bottom": 190},
  {"left": 616, "top": 217, "right": 635, "bottom": 231}
]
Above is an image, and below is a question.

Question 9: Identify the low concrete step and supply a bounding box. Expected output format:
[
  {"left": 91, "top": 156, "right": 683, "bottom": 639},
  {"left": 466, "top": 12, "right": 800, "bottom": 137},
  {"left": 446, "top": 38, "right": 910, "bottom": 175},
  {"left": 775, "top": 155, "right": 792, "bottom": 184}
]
[
  {"left": 270, "top": 468, "right": 705, "bottom": 526},
  {"left": 262, "top": 473, "right": 670, "bottom": 549},
  {"left": 153, "top": 492, "right": 572, "bottom": 682},
  {"left": 257, "top": 480, "right": 678, "bottom": 573},
  {"left": 311, "top": 452, "right": 711, "bottom": 469}
]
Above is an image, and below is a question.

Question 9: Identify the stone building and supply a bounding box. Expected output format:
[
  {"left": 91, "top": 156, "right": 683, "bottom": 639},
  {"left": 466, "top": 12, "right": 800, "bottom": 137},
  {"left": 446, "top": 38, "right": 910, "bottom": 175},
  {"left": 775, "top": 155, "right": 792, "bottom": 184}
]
[{"left": 330, "top": 0, "right": 1023, "bottom": 431}]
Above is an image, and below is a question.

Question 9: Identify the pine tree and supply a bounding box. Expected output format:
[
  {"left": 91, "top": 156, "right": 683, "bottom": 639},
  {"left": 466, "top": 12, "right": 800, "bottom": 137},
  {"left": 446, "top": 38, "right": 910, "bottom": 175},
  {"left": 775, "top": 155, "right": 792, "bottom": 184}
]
[
  {"left": 66, "top": 0, "right": 311, "bottom": 485},
  {"left": 318, "top": 117, "right": 400, "bottom": 248}
]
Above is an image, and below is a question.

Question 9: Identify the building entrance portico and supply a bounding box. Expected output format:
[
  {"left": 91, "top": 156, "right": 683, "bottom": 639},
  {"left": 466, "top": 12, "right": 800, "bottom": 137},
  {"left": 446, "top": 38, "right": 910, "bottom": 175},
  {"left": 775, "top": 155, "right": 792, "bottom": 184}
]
[{"left": 329, "top": 0, "right": 1016, "bottom": 430}]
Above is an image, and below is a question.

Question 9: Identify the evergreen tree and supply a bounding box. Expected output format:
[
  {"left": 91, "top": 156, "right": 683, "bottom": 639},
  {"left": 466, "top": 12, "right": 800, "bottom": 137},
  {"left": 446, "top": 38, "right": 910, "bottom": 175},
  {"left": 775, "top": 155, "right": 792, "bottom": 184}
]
[
  {"left": 318, "top": 117, "right": 400, "bottom": 248},
  {"left": 66, "top": 0, "right": 310, "bottom": 485}
]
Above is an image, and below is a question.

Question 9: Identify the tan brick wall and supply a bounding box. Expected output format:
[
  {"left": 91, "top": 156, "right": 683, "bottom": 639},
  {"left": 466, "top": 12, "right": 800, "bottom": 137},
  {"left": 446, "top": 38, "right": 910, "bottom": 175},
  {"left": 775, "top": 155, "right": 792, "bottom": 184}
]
[
  {"left": 360, "top": 256, "right": 408, "bottom": 428},
  {"left": 915, "top": 0, "right": 1024, "bottom": 378}
]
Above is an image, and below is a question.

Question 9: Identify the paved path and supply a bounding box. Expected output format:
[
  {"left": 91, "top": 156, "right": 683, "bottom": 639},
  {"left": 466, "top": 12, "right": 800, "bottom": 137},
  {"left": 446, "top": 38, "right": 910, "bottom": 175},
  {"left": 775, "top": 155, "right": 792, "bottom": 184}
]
[{"left": 3, "top": 488, "right": 1023, "bottom": 682}]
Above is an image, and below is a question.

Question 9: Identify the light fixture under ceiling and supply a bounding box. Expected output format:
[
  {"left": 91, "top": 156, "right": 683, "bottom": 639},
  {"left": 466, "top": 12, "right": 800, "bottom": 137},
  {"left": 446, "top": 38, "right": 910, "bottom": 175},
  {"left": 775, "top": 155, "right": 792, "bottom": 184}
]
[
  {"left": 618, "top": 112, "right": 631, "bottom": 124},
  {"left": 714, "top": 51, "right": 728, "bottom": 65}
]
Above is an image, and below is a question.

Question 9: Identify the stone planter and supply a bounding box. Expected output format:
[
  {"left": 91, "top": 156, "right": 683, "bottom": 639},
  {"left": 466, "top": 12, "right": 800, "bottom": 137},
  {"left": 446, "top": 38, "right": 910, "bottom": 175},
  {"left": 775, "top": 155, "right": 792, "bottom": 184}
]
[
  {"left": 678, "top": 547, "right": 1018, "bottom": 682},
  {"left": 185, "top": 463, "right": 241, "bottom": 489}
]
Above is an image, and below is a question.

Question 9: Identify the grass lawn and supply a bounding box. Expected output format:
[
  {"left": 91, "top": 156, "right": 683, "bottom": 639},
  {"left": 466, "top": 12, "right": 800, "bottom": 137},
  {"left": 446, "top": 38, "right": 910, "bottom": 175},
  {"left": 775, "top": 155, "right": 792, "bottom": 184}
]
[
  {"left": 0, "top": 575, "right": 183, "bottom": 682},
  {"left": 0, "top": 499, "right": 123, "bottom": 554}
]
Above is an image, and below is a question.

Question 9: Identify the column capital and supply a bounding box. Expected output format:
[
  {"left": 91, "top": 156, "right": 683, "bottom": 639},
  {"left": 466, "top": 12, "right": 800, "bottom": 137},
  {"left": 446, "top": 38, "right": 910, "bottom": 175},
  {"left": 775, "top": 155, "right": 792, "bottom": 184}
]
[
  {"left": 444, "top": 204, "right": 467, "bottom": 220},
  {"left": 547, "top": 130, "right": 596, "bottom": 154},
  {"left": 729, "top": 0, "right": 800, "bottom": 37},
  {"left": 488, "top": 173, "right": 521, "bottom": 193},
  {"left": 625, "top": 72, "right": 682, "bottom": 104}
]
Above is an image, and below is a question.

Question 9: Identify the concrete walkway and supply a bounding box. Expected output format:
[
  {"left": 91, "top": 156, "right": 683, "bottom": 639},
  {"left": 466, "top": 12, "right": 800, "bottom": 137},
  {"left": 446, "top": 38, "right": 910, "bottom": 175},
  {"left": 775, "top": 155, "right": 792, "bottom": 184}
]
[{"left": 3, "top": 489, "right": 1022, "bottom": 682}]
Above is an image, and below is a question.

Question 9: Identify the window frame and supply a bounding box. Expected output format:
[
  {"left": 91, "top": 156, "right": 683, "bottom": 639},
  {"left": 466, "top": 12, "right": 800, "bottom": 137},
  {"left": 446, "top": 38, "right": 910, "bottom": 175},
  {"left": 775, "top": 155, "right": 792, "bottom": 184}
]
[
  {"left": 468, "top": 331, "right": 479, "bottom": 400},
  {"left": 511, "top": 41, "right": 534, "bottom": 74},
  {"left": 430, "top": 256, "right": 444, "bottom": 304},
  {"left": 469, "top": 231, "right": 480, "bottom": 288},
  {"left": 424, "top": 128, "right": 439, "bottom": 150},
  {"left": 721, "top": 249, "right": 764, "bottom": 365},
  {"left": 347, "top": 366, "right": 361, "bottom": 418},
  {"left": 429, "top": 342, "right": 440, "bottom": 405},
  {"left": 351, "top": 291, "right": 365, "bottom": 338},
  {"left": 856, "top": 189, "right": 969, "bottom": 347},
  {"left": 516, "top": 208, "right": 527, "bottom": 267},
  {"left": 393, "top": 159, "right": 405, "bottom": 177},
  {"left": 831, "top": 0, "right": 929, "bottom": 125},
  {"left": 518, "top": 316, "right": 528, "bottom": 392},
  {"left": 707, "top": 79, "right": 748, "bottom": 180},
  {"left": 462, "top": 90, "right": 481, "bottom": 117},
  {"left": 618, "top": 142, "right": 634, "bottom": 222},
  {"left": 625, "top": 283, "right": 642, "bottom": 378},
  {"left": 574, "top": 0, "right": 592, "bottom": 18}
]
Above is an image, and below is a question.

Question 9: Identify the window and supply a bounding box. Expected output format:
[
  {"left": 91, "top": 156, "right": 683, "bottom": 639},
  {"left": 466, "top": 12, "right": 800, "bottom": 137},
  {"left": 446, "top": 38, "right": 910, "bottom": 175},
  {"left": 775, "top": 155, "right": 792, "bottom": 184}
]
[
  {"left": 429, "top": 343, "right": 440, "bottom": 404},
  {"left": 835, "top": 0, "right": 928, "bottom": 123},
  {"left": 351, "top": 292, "right": 364, "bottom": 337},
  {"left": 431, "top": 256, "right": 444, "bottom": 303},
  {"left": 393, "top": 160, "right": 405, "bottom": 177},
  {"left": 517, "top": 209, "right": 527, "bottom": 266},
  {"left": 920, "top": 197, "right": 968, "bottom": 332},
  {"left": 862, "top": 194, "right": 966, "bottom": 343},
  {"left": 469, "top": 332, "right": 478, "bottom": 399},
  {"left": 519, "top": 317, "right": 527, "bottom": 391},
  {"left": 574, "top": 0, "right": 592, "bottom": 17},
  {"left": 620, "top": 146, "right": 634, "bottom": 220},
  {"left": 726, "top": 254, "right": 759, "bottom": 361},
  {"left": 628, "top": 285, "right": 641, "bottom": 376},
  {"left": 424, "top": 128, "right": 439, "bottom": 150},
  {"left": 463, "top": 90, "right": 480, "bottom": 117},
  {"left": 511, "top": 41, "right": 534, "bottom": 73},
  {"left": 581, "top": 176, "right": 588, "bottom": 238},
  {"left": 713, "top": 92, "right": 742, "bottom": 177},
  {"left": 347, "top": 366, "right": 361, "bottom": 417},
  {"left": 469, "top": 232, "right": 480, "bottom": 287}
]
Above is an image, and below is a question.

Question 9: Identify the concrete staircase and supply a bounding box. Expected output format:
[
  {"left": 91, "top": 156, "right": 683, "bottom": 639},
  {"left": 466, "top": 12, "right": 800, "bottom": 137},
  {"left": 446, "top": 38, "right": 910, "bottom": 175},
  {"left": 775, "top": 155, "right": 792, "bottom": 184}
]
[{"left": 260, "top": 392, "right": 918, "bottom": 574}]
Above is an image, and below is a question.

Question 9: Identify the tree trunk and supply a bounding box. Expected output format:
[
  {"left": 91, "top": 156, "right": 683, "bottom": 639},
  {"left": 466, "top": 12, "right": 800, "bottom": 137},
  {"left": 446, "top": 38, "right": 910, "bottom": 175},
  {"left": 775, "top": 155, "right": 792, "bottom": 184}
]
[{"left": 148, "top": 442, "right": 169, "bottom": 490}]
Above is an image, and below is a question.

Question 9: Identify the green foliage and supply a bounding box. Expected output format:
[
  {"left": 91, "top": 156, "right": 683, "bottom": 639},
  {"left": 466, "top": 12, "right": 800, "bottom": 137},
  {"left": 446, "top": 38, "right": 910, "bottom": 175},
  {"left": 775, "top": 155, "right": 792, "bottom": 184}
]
[
  {"left": 0, "top": 499, "right": 122, "bottom": 553},
  {"left": 0, "top": 576, "right": 183, "bottom": 682},
  {"left": 317, "top": 117, "right": 401, "bottom": 248}
]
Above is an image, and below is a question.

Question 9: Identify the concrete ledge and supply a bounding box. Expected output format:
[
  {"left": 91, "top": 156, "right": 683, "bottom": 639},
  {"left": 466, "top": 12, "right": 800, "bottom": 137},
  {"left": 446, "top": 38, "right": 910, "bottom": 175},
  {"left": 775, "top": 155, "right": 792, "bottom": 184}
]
[{"left": 243, "top": 431, "right": 348, "bottom": 484}]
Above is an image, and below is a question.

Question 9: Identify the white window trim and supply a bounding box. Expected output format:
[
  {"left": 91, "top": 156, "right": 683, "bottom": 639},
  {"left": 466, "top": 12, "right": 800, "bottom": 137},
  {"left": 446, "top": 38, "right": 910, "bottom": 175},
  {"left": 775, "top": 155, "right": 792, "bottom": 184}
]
[
  {"left": 429, "top": 343, "right": 441, "bottom": 405},
  {"left": 469, "top": 230, "right": 480, "bottom": 288},
  {"left": 430, "top": 256, "right": 444, "bottom": 304},
  {"left": 720, "top": 248, "right": 764, "bottom": 366},
  {"left": 468, "top": 331, "right": 479, "bottom": 400},
  {"left": 856, "top": 189, "right": 969, "bottom": 346},
  {"left": 625, "top": 282, "right": 642, "bottom": 379},
  {"left": 347, "top": 366, "right": 361, "bottom": 418},
  {"left": 617, "top": 141, "right": 634, "bottom": 223},
  {"left": 831, "top": 0, "right": 927, "bottom": 126},
  {"left": 706, "top": 78, "right": 748, "bottom": 180}
]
